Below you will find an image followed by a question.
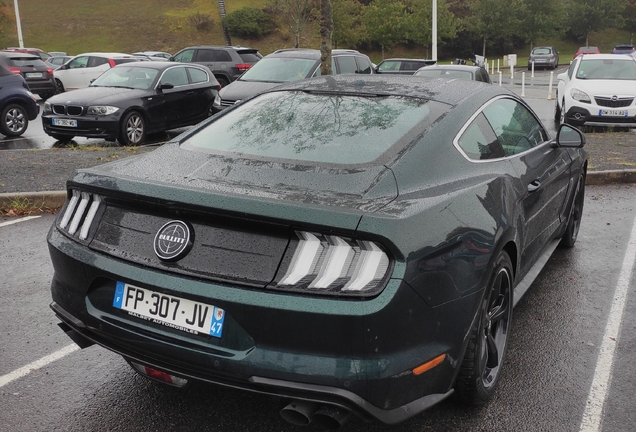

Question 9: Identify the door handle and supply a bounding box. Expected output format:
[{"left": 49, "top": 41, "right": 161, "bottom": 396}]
[{"left": 528, "top": 180, "right": 541, "bottom": 192}]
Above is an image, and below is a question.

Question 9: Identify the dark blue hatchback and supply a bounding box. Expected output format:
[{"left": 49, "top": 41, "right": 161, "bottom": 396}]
[{"left": 0, "top": 64, "right": 39, "bottom": 137}]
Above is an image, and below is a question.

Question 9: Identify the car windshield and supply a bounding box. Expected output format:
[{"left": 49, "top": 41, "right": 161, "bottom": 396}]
[
  {"left": 531, "top": 48, "right": 551, "bottom": 55},
  {"left": 239, "top": 57, "right": 318, "bottom": 82},
  {"left": 91, "top": 66, "right": 159, "bottom": 89},
  {"left": 415, "top": 69, "right": 473, "bottom": 80},
  {"left": 182, "top": 90, "right": 448, "bottom": 164},
  {"left": 576, "top": 58, "right": 636, "bottom": 80}
]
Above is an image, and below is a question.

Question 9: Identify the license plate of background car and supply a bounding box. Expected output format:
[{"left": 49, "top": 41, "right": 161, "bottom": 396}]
[
  {"left": 599, "top": 109, "right": 627, "bottom": 117},
  {"left": 26, "top": 72, "right": 43, "bottom": 78},
  {"left": 113, "top": 282, "right": 225, "bottom": 338},
  {"left": 52, "top": 118, "right": 77, "bottom": 127}
]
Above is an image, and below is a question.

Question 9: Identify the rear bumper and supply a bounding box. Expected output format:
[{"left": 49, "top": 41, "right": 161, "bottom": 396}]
[{"left": 47, "top": 225, "right": 478, "bottom": 424}]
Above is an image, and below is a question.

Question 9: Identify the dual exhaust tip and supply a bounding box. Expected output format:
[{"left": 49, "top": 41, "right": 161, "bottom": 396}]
[{"left": 280, "top": 400, "right": 351, "bottom": 430}]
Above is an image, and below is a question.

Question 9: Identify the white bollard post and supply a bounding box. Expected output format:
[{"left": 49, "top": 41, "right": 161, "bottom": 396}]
[
  {"left": 531, "top": 61, "right": 535, "bottom": 78},
  {"left": 521, "top": 72, "right": 526, "bottom": 97},
  {"left": 497, "top": 59, "right": 500, "bottom": 73},
  {"left": 510, "top": 63, "right": 514, "bottom": 80},
  {"left": 547, "top": 71, "right": 554, "bottom": 100},
  {"left": 491, "top": 59, "right": 494, "bottom": 74},
  {"left": 498, "top": 71, "right": 502, "bottom": 86}
]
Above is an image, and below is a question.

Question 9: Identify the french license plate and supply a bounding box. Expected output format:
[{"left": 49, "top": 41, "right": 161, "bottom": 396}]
[
  {"left": 52, "top": 118, "right": 77, "bottom": 127},
  {"left": 113, "top": 282, "right": 225, "bottom": 338},
  {"left": 599, "top": 109, "right": 627, "bottom": 117},
  {"left": 26, "top": 72, "right": 43, "bottom": 78}
]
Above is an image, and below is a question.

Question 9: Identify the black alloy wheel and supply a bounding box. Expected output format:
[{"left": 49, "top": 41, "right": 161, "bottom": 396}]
[
  {"left": 119, "top": 111, "right": 146, "bottom": 146},
  {"left": 55, "top": 78, "right": 65, "bottom": 93},
  {"left": 0, "top": 104, "right": 29, "bottom": 137},
  {"left": 560, "top": 174, "right": 585, "bottom": 248},
  {"left": 455, "top": 251, "right": 513, "bottom": 405}
]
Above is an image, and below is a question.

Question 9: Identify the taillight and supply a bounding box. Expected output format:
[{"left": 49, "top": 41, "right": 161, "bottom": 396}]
[
  {"left": 8, "top": 67, "right": 20, "bottom": 75},
  {"left": 235, "top": 63, "right": 252, "bottom": 71},
  {"left": 108, "top": 58, "right": 116, "bottom": 67},
  {"left": 59, "top": 189, "right": 103, "bottom": 240},
  {"left": 46, "top": 67, "right": 54, "bottom": 76},
  {"left": 274, "top": 231, "right": 391, "bottom": 296}
]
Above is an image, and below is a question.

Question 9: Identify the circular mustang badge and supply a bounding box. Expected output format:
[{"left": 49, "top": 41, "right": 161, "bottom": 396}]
[{"left": 153, "top": 220, "right": 193, "bottom": 262}]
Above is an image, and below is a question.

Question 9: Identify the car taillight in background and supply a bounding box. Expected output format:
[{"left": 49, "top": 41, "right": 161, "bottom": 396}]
[
  {"left": 8, "top": 67, "right": 20, "bottom": 74},
  {"left": 46, "top": 67, "right": 54, "bottom": 76},
  {"left": 108, "top": 58, "right": 116, "bottom": 67},
  {"left": 235, "top": 63, "right": 252, "bottom": 72}
]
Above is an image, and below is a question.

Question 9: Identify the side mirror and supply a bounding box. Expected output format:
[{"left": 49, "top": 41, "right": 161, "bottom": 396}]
[
  {"left": 555, "top": 123, "right": 585, "bottom": 148},
  {"left": 159, "top": 82, "right": 174, "bottom": 90}
]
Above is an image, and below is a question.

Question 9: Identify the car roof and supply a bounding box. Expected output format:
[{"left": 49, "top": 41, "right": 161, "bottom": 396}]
[
  {"left": 266, "top": 48, "right": 368, "bottom": 60},
  {"left": 180, "top": 45, "right": 257, "bottom": 52},
  {"left": 264, "top": 74, "right": 505, "bottom": 107},
  {"left": 0, "top": 52, "right": 40, "bottom": 59},
  {"left": 378, "top": 58, "right": 431, "bottom": 62},
  {"left": 72, "top": 52, "right": 132, "bottom": 58},
  {"left": 418, "top": 64, "right": 482, "bottom": 72},
  {"left": 112, "top": 60, "right": 201, "bottom": 69},
  {"left": 614, "top": 44, "right": 634, "bottom": 48},
  {"left": 579, "top": 53, "right": 635, "bottom": 60}
]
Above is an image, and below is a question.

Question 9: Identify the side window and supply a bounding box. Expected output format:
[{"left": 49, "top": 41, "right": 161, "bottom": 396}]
[
  {"left": 334, "top": 56, "right": 357, "bottom": 74},
  {"left": 160, "top": 67, "right": 189, "bottom": 87},
  {"left": 356, "top": 57, "right": 373, "bottom": 74},
  {"left": 377, "top": 61, "right": 400, "bottom": 72},
  {"left": 91, "top": 57, "right": 108, "bottom": 67},
  {"left": 68, "top": 56, "right": 89, "bottom": 69},
  {"left": 483, "top": 98, "right": 548, "bottom": 156},
  {"left": 173, "top": 49, "right": 194, "bottom": 63},
  {"left": 401, "top": 61, "right": 422, "bottom": 71},
  {"left": 188, "top": 67, "right": 208, "bottom": 84},
  {"left": 457, "top": 113, "right": 504, "bottom": 160},
  {"left": 196, "top": 49, "right": 214, "bottom": 62},
  {"left": 215, "top": 50, "right": 232, "bottom": 62}
]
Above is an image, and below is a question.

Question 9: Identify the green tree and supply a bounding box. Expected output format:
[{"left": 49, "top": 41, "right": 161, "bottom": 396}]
[
  {"left": 223, "top": 7, "right": 274, "bottom": 38},
  {"left": 332, "top": 0, "right": 365, "bottom": 48},
  {"left": 519, "top": 0, "right": 564, "bottom": 49},
  {"left": 468, "top": 0, "right": 524, "bottom": 57},
  {"left": 565, "top": 0, "right": 625, "bottom": 45},
  {"left": 403, "top": 0, "right": 460, "bottom": 50},
  {"left": 363, "top": 0, "right": 407, "bottom": 58}
]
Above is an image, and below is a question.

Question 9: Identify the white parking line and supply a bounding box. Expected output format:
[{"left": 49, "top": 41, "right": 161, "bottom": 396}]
[
  {"left": 579, "top": 214, "right": 636, "bottom": 432},
  {"left": 0, "top": 215, "right": 41, "bottom": 227},
  {"left": 0, "top": 344, "right": 79, "bottom": 388}
]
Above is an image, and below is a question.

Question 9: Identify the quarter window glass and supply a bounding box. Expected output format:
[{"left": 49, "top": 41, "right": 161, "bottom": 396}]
[
  {"left": 161, "top": 67, "right": 189, "bottom": 87},
  {"left": 483, "top": 99, "right": 548, "bottom": 156},
  {"left": 401, "top": 61, "right": 422, "bottom": 71},
  {"left": 457, "top": 113, "right": 504, "bottom": 160},
  {"left": 335, "top": 56, "right": 357, "bottom": 74},
  {"left": 89, "top": 57, "right": 108, "bottom": 67},
  {"left": 174, "top": 49, "right": 194, "bottom": 62},
  {"left": 197, "top": 50, "right": 214, "bottom": 62},
  {"left": 188, "top": 67, "right": 208, "bottom": 84},
  {"left": 567, "top": 60, "right": 576, "bottom": 79},
  {"left": 216, "top": 51, "right": 232, "bottom": 62},
  {"left": 378, "top": 61, "right": 400, "bottom": 72}
]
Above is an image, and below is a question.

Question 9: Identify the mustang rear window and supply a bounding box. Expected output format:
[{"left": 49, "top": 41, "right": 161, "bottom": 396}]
[{"left": 183, "top": 91, "right": 447, "bottom": 164}]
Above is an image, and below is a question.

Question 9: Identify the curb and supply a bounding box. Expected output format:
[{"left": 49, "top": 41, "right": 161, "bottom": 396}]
[{"left": 1, "top": 170, "right": 635, "bottom": 214}]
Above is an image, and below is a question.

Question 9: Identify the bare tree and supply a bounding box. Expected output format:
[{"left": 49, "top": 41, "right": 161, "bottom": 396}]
[{"left": 269, "top": 0, "right": 318, "bottom": 48}]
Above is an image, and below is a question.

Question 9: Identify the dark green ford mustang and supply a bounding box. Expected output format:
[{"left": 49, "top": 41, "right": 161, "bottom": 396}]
[{"left": 48, "top": 75, "right": 587, "bottom": 428}]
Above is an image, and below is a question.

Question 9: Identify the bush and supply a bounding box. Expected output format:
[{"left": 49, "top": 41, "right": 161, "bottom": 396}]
[
  {"left": 223, "top": 7, "right": 274, "bottom": 39},
  {"left": 188, "top": 13, "right": 213, "bottom": 31}
]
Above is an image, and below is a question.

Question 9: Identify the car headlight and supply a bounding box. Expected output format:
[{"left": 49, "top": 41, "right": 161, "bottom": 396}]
[
  {"left": 570, "top": 88, "right": 591, "bottom": 103},
  {"left": 274, "top": 231, "right": 391, "bottom": 296},
  {"left": 87, "top": 106, "right": 120, "bottom": 115},
  {"left": 43, "top": 102, "right": 51, "bottom": 113}
]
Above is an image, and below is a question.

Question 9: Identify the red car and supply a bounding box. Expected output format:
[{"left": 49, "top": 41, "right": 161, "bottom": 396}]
[{"left": 573, "top": 46, "right": 601, "bottom": 58}]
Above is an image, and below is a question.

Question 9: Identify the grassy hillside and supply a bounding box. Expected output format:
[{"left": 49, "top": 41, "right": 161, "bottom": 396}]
[{"left": 6, "top": 0, "right": 634, "bottom": 64}]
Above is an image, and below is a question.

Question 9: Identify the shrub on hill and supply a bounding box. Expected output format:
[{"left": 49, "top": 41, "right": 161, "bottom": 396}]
[{"left": 223, "top": 7, "right": 274, "bottom": 39}]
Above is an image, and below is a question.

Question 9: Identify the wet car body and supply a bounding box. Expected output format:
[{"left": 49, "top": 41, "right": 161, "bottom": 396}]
[{"left": 48, "top": 75, "right": 587, "bottom": 426}]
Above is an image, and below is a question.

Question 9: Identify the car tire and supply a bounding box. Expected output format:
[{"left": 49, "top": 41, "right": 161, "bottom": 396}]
[
  {"left": 50, "top": 134, "right": 75, "bottom": 142},
  {"left": 118, "top": 111, "right": 146, "bottom": 146},
  {"left": 217, "top": 77, "right": 229, "bottom": 88},
  {"left": 559, "top": 100, "right": 568, "bottom": 125},
  {"left": 55, "top": 79, "right": 65, "bottom": 93},
  {"left": 0, "top": 103, "right": 29, "bottom": 137},
  {"left": 554, "top": 93, "right": 561, "bottom": 122},
  {"left": 455, "top": 250, "right": 513, "bottom": 405},
  {"left": 559, "top": 174, "right": 585, "bottom": 248}
]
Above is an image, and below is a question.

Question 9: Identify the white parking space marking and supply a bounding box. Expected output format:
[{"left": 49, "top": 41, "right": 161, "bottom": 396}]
[
  {"left": 579, "top": 214, "right": 636, "bottom": 432},
  {"left": 0, "top": 344, "right": 79, "bottom": 388},
  {"left": 0, "top": 215, "right": 41, "bottom": 227}
]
